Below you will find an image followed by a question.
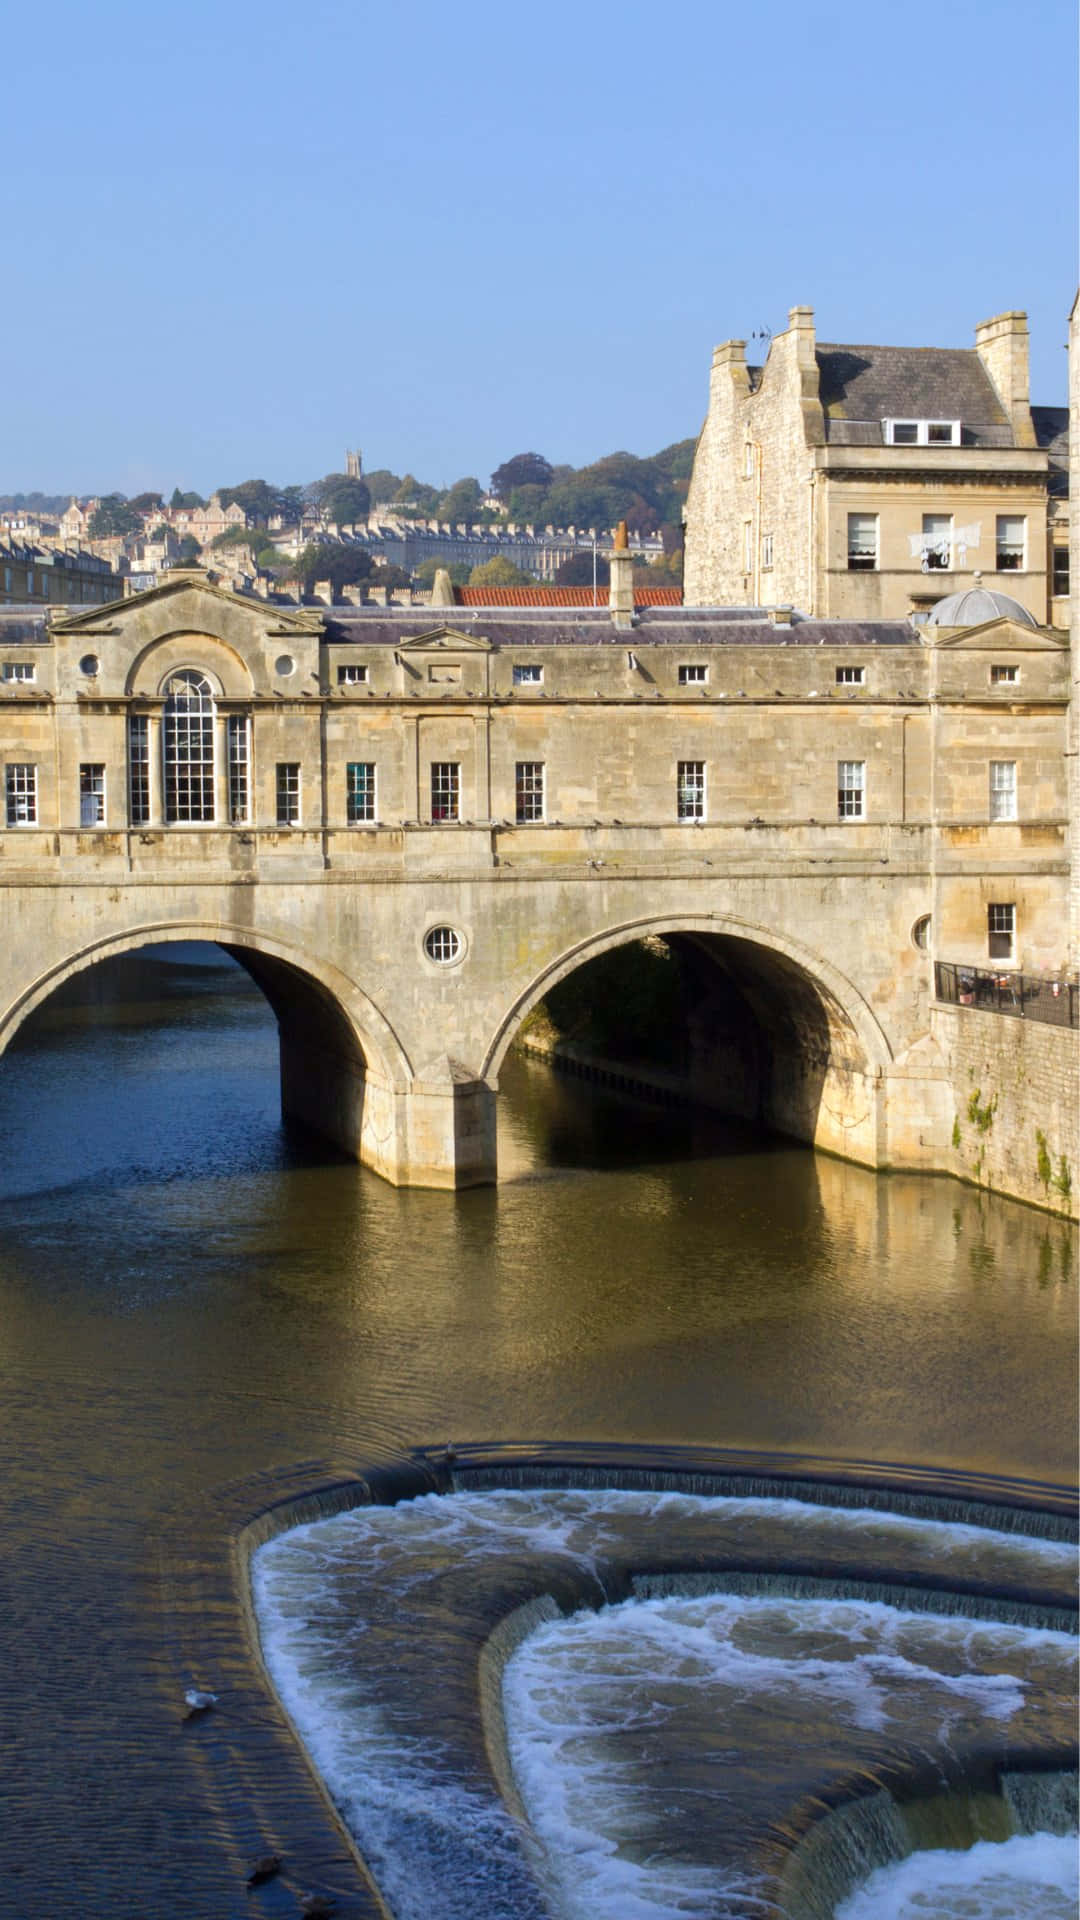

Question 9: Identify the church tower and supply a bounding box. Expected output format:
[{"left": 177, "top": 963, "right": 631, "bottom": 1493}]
[{"left": 345, "top": 449, "right": 362, "bottom": 479}]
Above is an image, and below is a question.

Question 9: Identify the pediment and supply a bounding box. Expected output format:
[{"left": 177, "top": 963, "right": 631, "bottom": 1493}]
[
  {"left": 396, "top": 626, "right": 492, "bottom": 653},
  {"left": 50, "top": 571, "right": 322, "bottom": 639},
  {"left": 931, "top": 617, "right": 1066, "bottom": 652}
]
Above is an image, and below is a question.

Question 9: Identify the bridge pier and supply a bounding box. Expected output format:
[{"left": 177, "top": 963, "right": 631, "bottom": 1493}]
[{"left": 280, "top": 1033, "right": 496, "bottom": 1190}]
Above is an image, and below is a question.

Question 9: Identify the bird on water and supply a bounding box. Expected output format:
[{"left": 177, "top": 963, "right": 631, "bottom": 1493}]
[{"left": 182, "top": 1687, "right": 217, "bottom": 1719}]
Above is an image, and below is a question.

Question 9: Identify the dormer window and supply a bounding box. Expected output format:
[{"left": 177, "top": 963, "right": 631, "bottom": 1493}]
[{"left": 882, "top": 419, "right": 961, "bottom": 447}]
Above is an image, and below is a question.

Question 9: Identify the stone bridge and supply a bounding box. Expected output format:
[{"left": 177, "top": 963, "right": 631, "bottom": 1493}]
[{"left": 0, "top": 570, "right": 1071, "bottom": 1190}]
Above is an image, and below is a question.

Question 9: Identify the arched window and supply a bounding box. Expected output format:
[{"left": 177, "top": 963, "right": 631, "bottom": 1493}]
[{"left": 163, "top": 670, "right": 216, "bottom": 823}]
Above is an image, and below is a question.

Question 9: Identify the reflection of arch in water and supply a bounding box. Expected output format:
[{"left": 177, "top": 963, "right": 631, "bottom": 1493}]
[
  {"left": 0, "top": 922, "right": 413, "bottom": 1176},
  {"left": 484, "top": 914, "right": 892, "bottom": 1165}
]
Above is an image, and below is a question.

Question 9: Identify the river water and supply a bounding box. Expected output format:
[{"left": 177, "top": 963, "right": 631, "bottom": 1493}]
[{"left": 0, "top": 944, "right": 1075, "bottom": 1917}]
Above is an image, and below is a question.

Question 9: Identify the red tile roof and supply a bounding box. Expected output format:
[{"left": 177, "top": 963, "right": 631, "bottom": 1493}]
[{"left": 453, "top": 585, "right": 682, "bottom": 608}]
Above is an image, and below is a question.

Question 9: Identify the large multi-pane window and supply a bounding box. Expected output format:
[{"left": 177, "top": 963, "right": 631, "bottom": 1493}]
[
  {"left": 988, "top": 902, "right": 1015, "bottom": 962},
  {"left": 989, "top": 760, "right": 1017, "bottom": 822},
  {"left": 847, "top": 513, "right": 878, "bottom": 571},
  {"left": 346, "top": 762, "right": 376, "bottom": 823},
  {"left": 5, "top": 763, "right": 36, "bottom": 824},
  {"left": 837, "top": 760, "right": 865, "bottom": 818},
  {"left": 677, "top": 760, "right": 706, "bottom": 820},
  {"left": 128, "top": 714, "right": 150, "bottom": 825},
  {"left": 276, "top": 763, "right": 301, "bottom": 826},
  {"left": 79, "top": 763, "right": 105, "bottom": 826},
  {"left": 430, "top": 761, "right": 460, "bottom": 821},
  {"left": 515, "top": 761, "right": 545, "bottom": 823},
  {"left": 227, "top": 714, "right": 250, "bottom": 824},
  {"left": 163, "top": 670, "right": 215, "bottom": 823},
  {"left": 995, "top": 515, "right": 1025, "bottom": 572}
]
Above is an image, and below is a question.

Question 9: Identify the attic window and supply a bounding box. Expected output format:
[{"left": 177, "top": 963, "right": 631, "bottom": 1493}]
[{"left": 883, "top": 419, "right": 961, "bottom": 447}]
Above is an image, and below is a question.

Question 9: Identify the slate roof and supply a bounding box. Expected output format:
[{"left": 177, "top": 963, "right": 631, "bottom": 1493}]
[
  {"left": 325, "top": 608, "right": 918, "bottom": 649},
  {"left": 816, "top": 345, "right": 1015, "bottom": 447},
  {"left": 1032, "top": 404, "right": 1070, "bottom": 496},
  {"left": 453, "top": 585, "right": 683, "bottom": 608}
]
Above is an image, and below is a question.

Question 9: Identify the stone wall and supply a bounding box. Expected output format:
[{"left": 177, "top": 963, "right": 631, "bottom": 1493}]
[{"left": 932, "top": 1003, "right": 1078, "bottom": 1217}]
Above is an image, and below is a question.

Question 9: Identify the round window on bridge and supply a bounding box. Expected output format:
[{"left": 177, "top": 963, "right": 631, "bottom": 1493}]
[
  {"left": 274, "top": 654, "right": 296, "bottom": 679},
  {"left": 79, "top": 653, "right": 100, "bottom": 677},
  {"left": 912, "top": 915, "right": 932, "bottom": 952},
  {"left": 423, "top": 926, "right": 464, "bottom": 967}
]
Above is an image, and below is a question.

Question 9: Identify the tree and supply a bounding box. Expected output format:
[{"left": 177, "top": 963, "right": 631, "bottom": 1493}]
[
  {"left": 393, "top": 473, "right": 441, "bottom": 515},
  {"left": 506, "top": 484, "right": 549, "bottom": 523},
  {"left": 278, "top": 485, "right": 306, "bottom": 522},
  {"left": 170, "top": 487, "right": 206, "bottom": 509},
  {"left": 415, "top": 558, "right": 471, "bottom": 589},
  {"left": 490, "top": 453, "right": 553, "bottom": 500},
  {"left": 371, "top": 562, "right": 412, "bottom": 590},
  {"left": 87, "top": 494, "right": 142, "bottom": 539},
  {"left": 176, "top": 535, "right": 202, "bottom": 565},
  {"left": 437, "top": 477, "right": 484, "bottom": 524},
  {"left": 468, "top": 556, "right": 536, "bottom": 587},
  {"left": 129, "top": 492, "right": 164, "bottom": 514},
  {"left": 210, "top": 525, "right": 254, "bottom": 551},
  {"left": 311, "top": 473, "right": 371, "bottom": 526},
  {"left": 554, "top": 552, "right": 610, "bottom": 588},
  {"left": 216, "top": 479, "right": 278, "bottom": 525},
  {"left": 364, "top": 469, "right": 402, "bottom": 505},
  {"left": 292, "top": 542, "right": 374, "bottom": 592}
]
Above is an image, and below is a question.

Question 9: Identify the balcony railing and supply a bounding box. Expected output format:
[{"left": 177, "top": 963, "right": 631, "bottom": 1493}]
[{"left": 935, "top": 962, "right": 1078, "bottom": 1029}]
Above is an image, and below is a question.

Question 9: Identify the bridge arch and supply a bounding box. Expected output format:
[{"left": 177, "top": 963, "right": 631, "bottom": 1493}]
[{"left": 484, "top": 914, "right": 893, "bottom": 1168}]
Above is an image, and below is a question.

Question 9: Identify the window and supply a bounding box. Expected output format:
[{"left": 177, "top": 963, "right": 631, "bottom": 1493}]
[
  {"left": 987, "top": 902, "right": 1015, "bottom": 961},
  {"left": 163, "top": 669, "right": 215, "bottom": 823},
  {"left": 430, "top": 761, "right": 459, "bottom": 821},
  {"left": 276, "top": 763, "right": 301, "bottom": 826},
  {"left": 515, "top": 761, "right": 545, "bottom": 822},
  {"left": 227, "top": 714, "right": 250, "bottom": 824},
  {"left": 744, "top": 442, "right": 754, "bottom": 479},
  {"left": 837, "top": 760, "right": 865, "bottom": 819},
  {"left": 921, "top": 514, "right": 952, "bottom": 571},
  {"left": 1052, "top": 546, "right": 1069, "bottom": 597},
  {"left": 512, "top": 662, "right": 542, "bottom": 685},
  {"left": 835, "top": 665, "right": 865, "bottom": 685},
  {"left": 995, "top": 515, "right": 1025, "bottom": 572},
  {"left": 847, "top": 513, "right": 878, "bottom": 571},
  {"left": 677, "top": 760, "right": 706, "bottom": 821},
  {"left": 990, "top": 664, "right": 1018, "bottom": 686},
  {"left": 79, "top": 763, "right": 105, "bottom": 826},
  {"left": 128, "top": 714, "right": 150, "bottom": 825},
  {"left": 6, "top": 763, "right": 37, "bottom": 824},
  {"left": 989, "top": 760, "right": 1017, "bottom": 822},
  {"left": 760, "top": 532, "right": 774, "bottom": 571},
  {"left": 743, "top": 521, "right": 753, "bottom": 573},
  {"left": 2, "top": 660, "right": 34, "bottom": 682},
  {"left": 678, "top": 664, "right": 707, "bottom": 685},
  {"left": 883, "top": 418, "right": 960, "bottom": 446},
  {"left": 346, "top": 761, "right": 376, "bottom": 823},
  {"left": 337, "top": 663, "right": 368, "bottom": 685},
  {"left": 424, "top": 925, "right": 462, "bottom": 965}
]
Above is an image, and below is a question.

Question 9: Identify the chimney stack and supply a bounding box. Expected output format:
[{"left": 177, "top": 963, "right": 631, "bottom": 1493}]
[
  {"left": 974, "top": 311, "right": 1036, "bottom": 447},
  {"left": 608, "top": 520, "right": 635, "bottom": 630}
]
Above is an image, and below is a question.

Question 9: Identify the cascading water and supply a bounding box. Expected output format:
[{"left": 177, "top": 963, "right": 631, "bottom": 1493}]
[{"left": 251, "top": 1481, "right": 1078, "bottom": 1920}]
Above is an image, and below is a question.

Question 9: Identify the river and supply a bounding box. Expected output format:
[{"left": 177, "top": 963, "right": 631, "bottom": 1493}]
[{"left": 0, "top": 943, "right": 1074, "bottom": 1917}]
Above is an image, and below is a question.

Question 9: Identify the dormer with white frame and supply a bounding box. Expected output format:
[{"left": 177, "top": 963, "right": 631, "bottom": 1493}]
[{"left": 882, "top": 419, "right": 962, "bottom": 447}]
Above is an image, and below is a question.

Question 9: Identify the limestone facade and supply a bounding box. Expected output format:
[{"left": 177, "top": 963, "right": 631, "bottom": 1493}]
[
  {"left": 0, "top": 571, "right": 1073, "bottom": 1203},
  {"left": 684, "top": 306, "right": 1068, "bottom": 628}
]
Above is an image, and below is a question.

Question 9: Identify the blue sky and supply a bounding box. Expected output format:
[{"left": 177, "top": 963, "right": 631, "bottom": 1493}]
[{"left": 3, "top": 0, "right": 1074, "bottom": 496}]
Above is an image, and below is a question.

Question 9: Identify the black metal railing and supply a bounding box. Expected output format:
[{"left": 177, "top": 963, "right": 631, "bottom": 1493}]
[{"left": 935, "top": 962, "right": 1079, "bottom": 1029}]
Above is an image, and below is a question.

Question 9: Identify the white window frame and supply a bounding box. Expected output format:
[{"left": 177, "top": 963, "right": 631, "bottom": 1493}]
[
  {"left": 743, "top": 520, "right": 753, "bottom": 573},
  {"left": 346, "top": 761, "right": 377, "bottom": 824},
  {"left": 276, "top": 762, "right": 301, "bottom": 826},
  {"left": 337, "top": 663, "right": 369, "bottom": 685},
  {"left": 883, "top": 418, "right": 961, "bottom": 446},
  {"left": 989, "top": 760, "right": 1017, "bottom": 822},
  {"left": 2, "top": 660, "right": 35, "bottom": 682},
  {"left": 79, "top": 762, "right": 105, "bottom": 826},
  {"left": 987, "top": 901, "right": 1015, "bottom": 962},
  {"left": 430, "top": 761, "right": 460, "bottom": 822},
  {"left": 995, "top": 514, "right": 1026, "bottom": 572},
  {"left": 512, "top": 662, "right": 543, "bottom": 686},
  {"left": 128, "top": 713, "right": 150, "bottom": 826},
  {"left": 5, "top": 762, "right": 37, "bottom": 825},
  {"left": 760, "top": 532, "right": 774, "bottom": 571},
  {"left": 990, "top": 664, "right": 1019, "bottom": 686},
  {"left": 163, "top": 669, "right": 216, "bottom": 824},
  {"left": 835, "top": 665, "right": 865, "bottom": 685},
  {"left": 227, "top": 713, "right": 250, "bottom": 824},
  {"left": 921, "top": 514, "right": 953, "bottom": 572},
  {"left": 677, "top": 760, "right": 706, "bottom": 821},
  {"left": 837, "top": 760, "right": 865, "bottom": 819},
  {"left": 743, "top": 442, "right": 755, "bottom": 479},
  {"left": 846, "top": 513, "right": 878, "bottom": 572},
  {"left": 678, "top": 664, "right": 707, "bottom": 685},
  {"left": 515, "top": 760, "right": 545, "bottom": 823}
]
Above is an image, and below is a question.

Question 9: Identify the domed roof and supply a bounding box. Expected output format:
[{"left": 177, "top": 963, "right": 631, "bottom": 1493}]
[{"left": 926, "top": 583, "right": 1038, "bottom": 628}]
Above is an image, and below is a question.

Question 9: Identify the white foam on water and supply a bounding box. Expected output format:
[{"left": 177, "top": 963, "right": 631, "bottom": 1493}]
[{"left": 835, "top": 1831, "right": 1079, "bottom": 1919}]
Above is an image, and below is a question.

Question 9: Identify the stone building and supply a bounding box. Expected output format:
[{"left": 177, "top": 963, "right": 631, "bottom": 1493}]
[
  {"left": 684, "top": 307, "right": 1068, "bottom": 628},
  {"left": 0, "top": 537, "right": 119, "bottom": 607}
]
